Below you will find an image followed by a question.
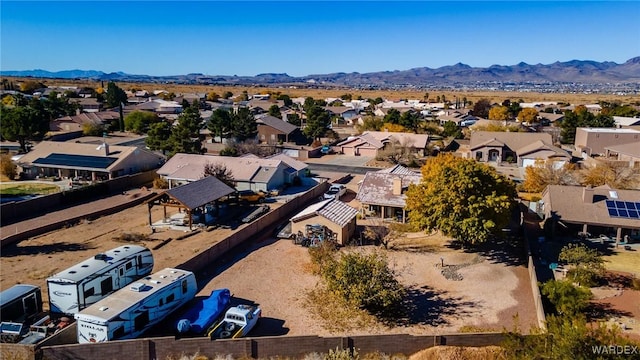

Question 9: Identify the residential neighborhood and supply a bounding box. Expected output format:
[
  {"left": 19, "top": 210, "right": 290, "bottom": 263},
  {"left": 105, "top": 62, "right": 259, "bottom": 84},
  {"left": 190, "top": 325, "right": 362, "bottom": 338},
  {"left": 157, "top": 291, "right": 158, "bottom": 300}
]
[{"left": 1, "top": 78, "right": 640, "bottom": 359}]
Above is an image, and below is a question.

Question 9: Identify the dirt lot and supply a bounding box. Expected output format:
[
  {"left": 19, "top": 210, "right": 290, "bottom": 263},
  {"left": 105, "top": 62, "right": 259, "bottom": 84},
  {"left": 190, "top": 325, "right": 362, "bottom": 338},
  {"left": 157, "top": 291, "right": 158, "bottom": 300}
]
[{"left": 0, "top": 196, "right": 539, "bottom": 338}]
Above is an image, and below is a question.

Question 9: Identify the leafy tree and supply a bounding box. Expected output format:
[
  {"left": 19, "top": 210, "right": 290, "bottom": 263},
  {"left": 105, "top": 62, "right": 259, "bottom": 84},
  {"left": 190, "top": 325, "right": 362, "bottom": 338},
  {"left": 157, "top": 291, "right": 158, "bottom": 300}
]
[
  {"left": 339, "top": 93, "right": 352, "bottom": 101},
  {"left": 317, "top": 250, "right": 405, "bottom": 318},
  {"left": 405, "top": 154, "right": 517, "bottom": 244},
  {"left": 0, "top": 100, "right": 50, "bottom": 152},
  {"left": 472, "top": 99, "right": 492, "bottom": 118},
  {"left": 124, "top": 110, "right": 159, "bottom": 134},
  {"left": 160, "top": 92, "right": 176, "bottom": 101},
  {"left": 82, "top": 122, "right": 104, "bottom": 136},
  {"left": 43, "top": 91, "right": 77, "bottom": 120},
  {"left": 276, "top": 94, "right": 293, "bottom": 107},
  {"left": 167, "top": 106, "right": 202, "bottom": 155},
  {"left": 580, "top": 161, "right": 640, "bottom": 190},
  {"left": 522, "top": 160, "right": 578, "bottom": 192},
  {"left": 559, "top": 243, "right": 605, "bottom": 287},
  {"left": 0, "top": 154, "right": 17, "bottom": 180},
  {"left": 203, "top": 162, "right": 235, "bottom": 188},
  {"left": 268, "top": 104, "right": 282, "bottom": 118},
  {"left": 303, "top": 96, "right": 316, "bottom": 112},
  {"left": 517, "top": 108, "right": 539, "bottom": 123},
  {"left": 286, "top": 113, "right": 301, "bottom": 126},
  {"left": 560, "top": 106, "right": 615, "bottom": 144},
  {"left": 105, "top": 81, "right": 128, "bottom": 109},
  {"left": 442, "top": 121, "right": 462, "bottom": 139},
  {"left": 222, "top": 91, "right": 233, "bottom": 99},
  {"left": 207, "top": 108, "right": 233, "bottom": 142},
  {"left": 230, "top": 107, "right": 257, "bottom": 142},
  {"left": 303, "top": 104, "right": 331, "bottom": 141},
  {"left": 356, "top": 116, "right": 384, "bottom": 133},
  {"left": 383, "top": 108, "right": 401, "bottom": 124},
  {"left": 237, "top": 90, "right": 249, "bottom": 102},
  {"left": 473, "top": 123, "right": 526, "bottom": 132},
  {"left": 399, "top": 111, "right": 420, "bottom": 132},
  {"left": 541, "top": 280, "right": 591, "bottom": 316},
  {"left": 19, "top": 80, "right": 45, "bottom": 94},
  {"left": 145, "top": 121, "right": 172, "bottom": 155},
  {"left": 206, "top": 91, "right": 219, "bottom": 102},
  {"left": 488, "top": 105, "right": 510, "bottom": 120}
]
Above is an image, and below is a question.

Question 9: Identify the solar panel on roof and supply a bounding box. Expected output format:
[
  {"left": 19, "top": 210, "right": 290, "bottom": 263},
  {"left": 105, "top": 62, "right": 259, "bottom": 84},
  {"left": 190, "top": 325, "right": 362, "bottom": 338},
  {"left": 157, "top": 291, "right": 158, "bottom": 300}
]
[
  {"left": 605, "top": 199, "right": 640, "bottom": 220},
  {"left": 33, "top": 153, "right": 117, "bottom": 169}
]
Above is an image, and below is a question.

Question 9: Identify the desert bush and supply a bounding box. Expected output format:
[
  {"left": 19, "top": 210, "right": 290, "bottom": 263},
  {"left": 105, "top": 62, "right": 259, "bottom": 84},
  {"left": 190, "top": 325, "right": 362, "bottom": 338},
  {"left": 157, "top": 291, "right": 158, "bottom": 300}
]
[
  {"left": 153, "top": 176, "right": 169, "bottom": 189},
  {"left": 0, "top": 154, "right": 17, "bottom": 180},
  {"left": 559, "top": 243, "right": 605, "bottom": 287},
  {"left": 114, "top": 232, "right": 150, "bottom": 243},
  {"left": 632, "top": 277, "right": 640, "bottom": 291},
  {"left": 325, "top": 347, "right": 359, "bottom": 360},
  {"left": 307, "top": 240, "right": 338, "bottom": 275},
  {"left": 540, "top": 279, "right": 591, "bottom": 317}
]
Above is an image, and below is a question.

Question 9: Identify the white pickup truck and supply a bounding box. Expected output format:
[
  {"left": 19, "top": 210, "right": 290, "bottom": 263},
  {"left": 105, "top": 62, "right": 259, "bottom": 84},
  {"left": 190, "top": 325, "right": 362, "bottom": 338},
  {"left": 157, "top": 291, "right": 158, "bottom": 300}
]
[{"left": 206, "top": 304, "right": 261, "bottom": 339}]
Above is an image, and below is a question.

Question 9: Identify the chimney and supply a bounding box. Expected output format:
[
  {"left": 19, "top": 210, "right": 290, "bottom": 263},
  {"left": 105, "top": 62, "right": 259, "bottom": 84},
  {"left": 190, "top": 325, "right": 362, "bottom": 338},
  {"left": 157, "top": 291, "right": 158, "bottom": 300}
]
[
  {"left": 582, "top": 186, "right": 594, "bottom": 204},
  {"left": 392, "top": 177, "right": 402, "bottom": 196}
]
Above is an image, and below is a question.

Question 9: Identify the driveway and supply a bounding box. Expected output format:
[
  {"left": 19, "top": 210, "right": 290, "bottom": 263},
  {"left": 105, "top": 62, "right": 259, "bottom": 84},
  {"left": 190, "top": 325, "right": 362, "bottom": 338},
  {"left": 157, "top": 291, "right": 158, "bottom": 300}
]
[{"left": 305, "top": 154, "right": 373, "bottom": 167}]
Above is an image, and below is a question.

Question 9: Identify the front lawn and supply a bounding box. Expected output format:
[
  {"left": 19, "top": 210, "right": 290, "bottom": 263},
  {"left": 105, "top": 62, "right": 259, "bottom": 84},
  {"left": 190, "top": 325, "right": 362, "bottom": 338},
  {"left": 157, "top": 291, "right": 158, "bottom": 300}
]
[{"left": 0, "top": 182, "right": 60, "bottom": 196}]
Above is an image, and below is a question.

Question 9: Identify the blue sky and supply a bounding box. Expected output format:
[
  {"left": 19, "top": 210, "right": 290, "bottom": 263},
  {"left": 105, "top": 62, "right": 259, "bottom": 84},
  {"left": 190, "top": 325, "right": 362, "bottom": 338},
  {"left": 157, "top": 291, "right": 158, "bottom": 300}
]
[{"left": 1, "top": 1, "right": 639, "bottom": 77}]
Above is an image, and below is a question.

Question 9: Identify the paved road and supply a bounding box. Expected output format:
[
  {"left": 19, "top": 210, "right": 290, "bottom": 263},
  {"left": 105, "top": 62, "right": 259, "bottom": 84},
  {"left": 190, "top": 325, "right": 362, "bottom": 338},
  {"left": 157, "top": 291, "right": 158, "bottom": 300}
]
[{"left": 306, "top": 163, "right": 380, "bottom": 175}]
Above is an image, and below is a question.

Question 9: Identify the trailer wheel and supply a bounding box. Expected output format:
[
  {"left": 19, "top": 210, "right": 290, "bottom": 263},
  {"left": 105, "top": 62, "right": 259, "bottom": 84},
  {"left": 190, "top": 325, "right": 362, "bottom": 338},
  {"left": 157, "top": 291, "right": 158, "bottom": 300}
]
[{"left": 220, "top": 330, "right": 231, "bottom": 338}]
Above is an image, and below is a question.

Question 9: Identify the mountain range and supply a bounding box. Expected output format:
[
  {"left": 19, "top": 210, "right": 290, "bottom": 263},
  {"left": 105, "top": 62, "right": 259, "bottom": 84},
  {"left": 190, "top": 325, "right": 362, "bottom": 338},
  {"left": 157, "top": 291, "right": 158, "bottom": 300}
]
[{"left": 2, "top": 58, "right": 640, "bottom": 87}]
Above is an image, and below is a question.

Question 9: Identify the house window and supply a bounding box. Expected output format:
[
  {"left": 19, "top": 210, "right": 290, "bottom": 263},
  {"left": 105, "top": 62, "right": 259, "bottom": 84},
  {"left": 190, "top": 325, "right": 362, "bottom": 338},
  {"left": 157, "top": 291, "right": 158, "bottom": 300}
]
[{"left": 475, "top": 151, "right": 483, "bottom": 161}]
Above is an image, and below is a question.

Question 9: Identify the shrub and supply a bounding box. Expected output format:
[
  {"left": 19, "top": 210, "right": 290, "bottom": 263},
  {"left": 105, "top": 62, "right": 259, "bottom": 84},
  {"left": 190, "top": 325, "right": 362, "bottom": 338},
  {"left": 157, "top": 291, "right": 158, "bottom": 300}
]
[
  {"left": 308, "top": 240, "right": 338, "bottom": 275},
  {"left": 153, "top": 177, "right": 169, "bottom": 189},
  {"left": 0, "top": 154, "right": 17, "bottom": 180},
  {"left": 325, "top": 347, "right": 359, "bottom": 360},
  {"left": 559, "top": 243, "right": 605, "bottom": 287},
  {"left": 541, "top": 280, "right": 591, "bottom": 317}
]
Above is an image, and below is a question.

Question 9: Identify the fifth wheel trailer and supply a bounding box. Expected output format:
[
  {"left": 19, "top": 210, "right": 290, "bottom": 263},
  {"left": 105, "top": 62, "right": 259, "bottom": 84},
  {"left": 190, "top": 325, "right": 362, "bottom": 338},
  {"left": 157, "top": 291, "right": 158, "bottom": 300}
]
[
  {"left": 75, "top": 268, "right": 197, "bottom": 343},
  {"left": 47, "top": 245, "right": 153, "bottom": 316}
]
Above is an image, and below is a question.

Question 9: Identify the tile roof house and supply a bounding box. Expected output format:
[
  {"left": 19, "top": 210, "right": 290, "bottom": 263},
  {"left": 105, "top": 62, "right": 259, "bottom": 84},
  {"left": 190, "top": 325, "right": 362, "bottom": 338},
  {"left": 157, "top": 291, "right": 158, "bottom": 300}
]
[
  {"left": 337, "top": 131, "right": 429, "bottom": 157},
  {"left": 51, "top": 111, "right": 120, "bottom": 133},
  {"left": 468, "top": 131, "right": 563, "bottom": 166},
  {"left": 16, "top": 141, "right": 164, "bottom": 181},
  {"left": 290, "top": 199, "right": 358, "bottom": 245},
  {"left": 356, "top": 165, "right": 421, "bottom": 222},
  {"left": 156, "top": 153, "right": 294, "bottom": 192},
  {"left": 574, "top": 128, "right": 640, "bottom": 157},
  {"left": 541, "top": 185, "right": 640, "bottom": 243}
]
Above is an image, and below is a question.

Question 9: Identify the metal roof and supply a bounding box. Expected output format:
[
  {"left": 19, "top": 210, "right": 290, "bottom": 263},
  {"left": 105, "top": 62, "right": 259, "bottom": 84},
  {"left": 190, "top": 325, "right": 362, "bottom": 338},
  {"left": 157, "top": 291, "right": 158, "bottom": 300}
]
[
  {"left": 165, "top": 175, "right": 235, "bottom": 210},
  {"left": 291, "top": 199, "right": 358, "bottom": 227}
]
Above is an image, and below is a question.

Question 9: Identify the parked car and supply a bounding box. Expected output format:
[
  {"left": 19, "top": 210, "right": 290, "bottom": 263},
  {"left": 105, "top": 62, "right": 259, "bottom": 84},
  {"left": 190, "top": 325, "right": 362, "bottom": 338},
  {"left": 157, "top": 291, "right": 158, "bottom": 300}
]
[
  {"left": 323, "top": 184, "right": 346, "bottom": 200},
  {"left": 237, "top": 190, "right": 266, "bottom": 203}
]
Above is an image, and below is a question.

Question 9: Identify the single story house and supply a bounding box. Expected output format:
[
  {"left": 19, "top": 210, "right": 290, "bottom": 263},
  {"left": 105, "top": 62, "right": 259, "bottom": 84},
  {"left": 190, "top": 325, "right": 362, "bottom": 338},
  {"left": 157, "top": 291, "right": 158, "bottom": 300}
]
[
  {"left": 51, "top": 111, "right": 120, "bottom": 133},
  {"left": 337, "top": 131, "right": 429, "bottom": 158},
  {"left": 267, "top": 153, "right": 309, "bottom": 182},
  {"left": 613, "top": 116, "right": 640, "bottom": 128},
  {"left": 574, "top": 128, "right": 640, "bottom": 157},
  {"left": 324, "top": 106, "right": 359, "bottom": 123},
  {"left": 468, "top": 131, "right": 564, "bottom": 166},
  {"left": 356, "top": 165, "right": 422, "bottom": 222},
  {"left": 156, "top": 153, "right": 294, "bottom": 192},
  {"left": 16, "top": 141, "right": 164, "bottom": 181},
  {"left": 290, "top": 199, "right": 358, "bottom": 245},
  {"left": 541, "top": 185, "right": 640, "bottom": 244},
  {"left": 604, "top": 143, "right": 640, "bottom": 168},
  {"left": 255, "top": 114, "right": 304, "bottom": 145}
]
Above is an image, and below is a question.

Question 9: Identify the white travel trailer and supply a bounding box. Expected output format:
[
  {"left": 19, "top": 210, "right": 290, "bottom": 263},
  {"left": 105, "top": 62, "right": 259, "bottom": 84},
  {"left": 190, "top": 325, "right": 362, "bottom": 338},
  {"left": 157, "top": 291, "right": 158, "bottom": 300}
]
[
  {"left": 74, "top": 268, "right": 197, "bottom": 343},
  {"left": 47, "top": 245, "right": 154, "bottom": 316}
]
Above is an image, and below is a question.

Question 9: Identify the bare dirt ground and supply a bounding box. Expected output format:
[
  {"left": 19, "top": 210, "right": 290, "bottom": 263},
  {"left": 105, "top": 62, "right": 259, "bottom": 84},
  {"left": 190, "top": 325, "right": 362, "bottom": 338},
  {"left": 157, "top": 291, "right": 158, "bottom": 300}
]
[{"left": 2, "top": 201, "right": 538, "bottom": 339}]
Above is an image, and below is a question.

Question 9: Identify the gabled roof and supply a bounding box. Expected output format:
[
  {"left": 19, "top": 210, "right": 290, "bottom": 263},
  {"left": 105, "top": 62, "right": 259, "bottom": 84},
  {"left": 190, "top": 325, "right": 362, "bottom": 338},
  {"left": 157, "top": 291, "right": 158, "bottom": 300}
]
[
  {"left": 470, "top": 131, "right": 553, "bottom": 152},
  {"left": 356, "top": 171, "right": 421, "bottom": 207},
  {"left": 291, "top": 199, "right": 358, "bottom": 227},
  {"left": 338, "top": 131, "right": 429, "bottom": 149},
  {"left": 516, "top": 140, "right": 570, "bottom": 158},
  {"left": 268, "top": 153, "right": 308, "bottom": 171},
  {"left": 256, "top": 114, "right": 298, "bottom": 134},
  {"left": 164, "top": 176, "right": 235, "bottom": 210},
  {"left": 157, "top": 153, "right": 287, "bottom": 185}
]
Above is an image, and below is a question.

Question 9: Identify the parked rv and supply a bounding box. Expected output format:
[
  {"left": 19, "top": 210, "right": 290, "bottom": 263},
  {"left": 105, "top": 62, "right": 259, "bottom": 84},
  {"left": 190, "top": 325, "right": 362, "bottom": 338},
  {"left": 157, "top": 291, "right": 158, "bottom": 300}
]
[
  {"left": 74, "top": 268, "right": 197, "bottom": 343},
  {"left": 47, "top": 245, "right": 154, "bottom": 316},
  {"left": 0, "top": 285, "right": 43, "bottom": 343}
]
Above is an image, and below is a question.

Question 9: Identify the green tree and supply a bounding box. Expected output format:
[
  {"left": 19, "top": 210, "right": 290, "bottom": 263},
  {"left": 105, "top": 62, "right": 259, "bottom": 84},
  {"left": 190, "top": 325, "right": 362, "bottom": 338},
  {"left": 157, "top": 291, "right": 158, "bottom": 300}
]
[
  {"left": 268, "top": 104, "right": 282, "bottom": 118},
  {"left": 472, "top": 99, "right": 492, "bottom": 118},
  {"left": 0, "top": 100, "right": 50, "bottom": 152},
  {"left": 105, "top": 81, "right": 128, "bottom": 108},
  {"left": 303, "top": 104, "right": 331, "bottom": 141},
  {"left": 442, "top": 121, "right": 462, "bottom": 138},
  {"left": 317, "top": 250, "right": 405, "bottom": 318},
  {"left": 19, "top": 80, "right": 45, "bottom": 94},
  {"left": 124, "top": 110, "right": 159, "bottom": 134},
  {"left": 340, "top": 93, "right": 352, "bottom": 101},
  {"left": 399, "top": 111, "right": 419, "bottom": 132},
  {"left": 541, "top": 280, "right": 591, "bottom": 317},
  {"left": 276, "top": 94, "right": 293, "bottom": 107},
  {"left": 560, "top": 106, "right": 615, "bottom": 144},
  {"left": 45, "top": 91, "right": 77, "bottom": 119},
  {"left": 222, "top": 91, "right": 233, "bottom": 99},
  {"left": 355, "top": 116, "right": 384, "bottom": 132},
  {"left": 286, "top": 113, "right": 301, "bottom": 126},
  {"left": 207, "top": 108, "right": 233, "bottom": 142},
  {"left": 559, "top": 243, "right": 605, "bottom": 287},
  {"left": 406, "top": 154, "right": 517, "bottom": 244},
  {"left": 383, "top": 108, "right": 401, "bottom": 124},
  {"left": 167, "top": 106, "right": 202, "bottom": 155},
  {"left": 230, "top": 107, "right": 257, "bottom": 142},
  {"left": 145, "top": 121, "right": 172, "bottom": 154},
  {"left": 303, "top": 97, "right": 316, "bottom": 113}
]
